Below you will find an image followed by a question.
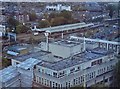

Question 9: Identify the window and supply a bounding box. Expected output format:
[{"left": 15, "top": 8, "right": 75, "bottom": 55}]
[
  {"left": 38, "top": 69, "right": 41, "bottom": 72},
  {"left": 50, "top": 81, "right": 52, "bottom": 87},
  {"left": 47, "top": 80, "right": 49, "bottom": 86},
  {"left": 53, "top": 72, "right": 57, "bottom": 77},
  {"left": 59, "top": 71, "right": 65, "bottom": 77},
  {"left": 91, "top": 61, "right": 96, "bottom": 66},
  {"left": 109, "top": 76, "right": 113, "bottom": 81},
  {"left": 77, "top": 66, "right": 80, "bottom": 70},
  {"left": 70, "top": 68, "right": 75, "bottom": 73},
  {"left": 91, "top": 59, "right": 102, "bottom": 66},
  {"left": 56, "top": 83, "right": 58, "bottom": 87},
  {"left": 105, "top": 79, "right": 108, "bottom": 83},
  {"left": 39, "top": 77, "right": 41, "bottom": 83},
  {"left": 42, "top": 78, "right": 44, "bottom": 84},
  {"left": 73, "top": 79, "right": 76, "bottom": 85},
  {"left": 42, "top": 69, "right": 44, "bottom": 73},
  {"left": 45, "top": 79, "right": 47, "bottom": 85},
  {"left": 16, "top": 62, "right": 19, "bottom": 64},
  {"left": 98, "top": 69, "right": 100, "bottom": 75}
]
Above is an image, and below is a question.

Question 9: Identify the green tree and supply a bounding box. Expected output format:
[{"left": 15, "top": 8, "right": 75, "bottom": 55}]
[{"left": 39, "top": 19, "right": 50, "bottom": 28}]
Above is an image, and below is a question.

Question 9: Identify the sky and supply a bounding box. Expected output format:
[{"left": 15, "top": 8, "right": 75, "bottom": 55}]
[{"left": 0, "top": 0, "right": 119, "bottom": 2}]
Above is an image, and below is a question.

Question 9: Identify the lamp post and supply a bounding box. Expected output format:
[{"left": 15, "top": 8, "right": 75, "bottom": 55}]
[{"left": 44, "top": 32, "right": 49, "bottom": 51}]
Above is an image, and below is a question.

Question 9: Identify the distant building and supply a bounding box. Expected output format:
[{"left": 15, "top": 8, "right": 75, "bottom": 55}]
[
  {"left": 14, "top": 14, "right": 30, "bottom": 23},
  {"left": 7, "top": 45, "right": 28, "bottom": 57},
  {"left": 46, "top": 4, "right": 72, "bottom": 11},
  {"left": 0, "top": 25, "right": 5, "bottom": 37}
]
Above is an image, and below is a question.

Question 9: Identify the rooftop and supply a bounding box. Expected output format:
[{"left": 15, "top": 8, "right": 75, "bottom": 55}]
[
  {"left": 17, "top": 58, "right": 41, "bottom": 70},
  {"left": 32, "top": 22, "right": 94, "bottom": 33},
  {"left": 13, "top": 51, "right": 50, "bottom": 62},
  {"left": 37, "top": 47, "right": 114, "bottom": 71},
  {"left": 0, "top": 66, "right": 20, "bottom": 83},
  {"left": 8, "top": 44, "right": 29, "bottom": 52},
  {"left": 51, "top": 40, "right": 82, "bottom": 47}
]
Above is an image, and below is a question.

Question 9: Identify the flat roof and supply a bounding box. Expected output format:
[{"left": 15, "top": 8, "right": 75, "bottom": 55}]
[
  {"left": 0, "top": 66, "right": 20, "bottom": 83},
  {"left": 8, "top": 44, "right": 28, "bottom": 52},
  {"left": 32, "top": 22, "right": 94, "bottom": 33},
  {"left": 32, "top": 22, "right": 86, "bottom": 32},
  {"left": 46, "top": 23, "right": 94, "bottom": 33},
  {"left": 13, "top": 51, "right": 50, "bottom": 62},
  {"left": 51, "top": 40, "right": 82, "bottom": 47},
  {"left": 17, "top": 58, "right": 41, "bottom": 70},
  {"left": 37, "top": 47, "right": 114, "bottom": 71}
]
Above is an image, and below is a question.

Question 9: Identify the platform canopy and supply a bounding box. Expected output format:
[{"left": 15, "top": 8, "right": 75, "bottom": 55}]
[{"left": 32, "top": 22, "right": 94, "bottom": 33}]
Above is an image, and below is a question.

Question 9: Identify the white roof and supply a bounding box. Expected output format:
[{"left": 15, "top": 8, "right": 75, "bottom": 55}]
[
  {"left": 17, "top": 58, "right": 41, "bottom": 70},
  {"left": 0, "top": 66, "right": 19, "bottom": 83},
  {"left": 7, "top": 51, "right": 19, "bottom": 56},
  {"left": 46, "top": 23, "right": 94, "bottom": 33},
  {"left": 32, "top": 22, "right": 94, "bottom": 33}
]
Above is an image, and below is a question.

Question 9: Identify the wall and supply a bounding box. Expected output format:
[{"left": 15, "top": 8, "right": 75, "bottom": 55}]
[{"left": 49, "top": 43, "right": 71, "bottom": 58}]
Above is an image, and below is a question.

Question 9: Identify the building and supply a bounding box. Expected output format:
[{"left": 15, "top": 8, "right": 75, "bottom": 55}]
[
  {"left": 13, "top": 13, "right": 30, "bottom": 23},
  {"left": 46, "top": 4, "right": 72, "bottom": 11},
  {"left": 0, "top": 58, "right": 40, "bottom": 88},
  {"left": 40, "top": 40, "right": 85, "bottom": 58},
  {"left": 7, "top": 45, "right": 28, "bottom": 56},
  {"left": 0, "top": 25, "right": 5, "bottom": 37},
  {"left": 1, "top": 36, "right": 119, "bottom": 88},
  {"left": 33, "top": 39, "right": 119, "bottom": 88}
]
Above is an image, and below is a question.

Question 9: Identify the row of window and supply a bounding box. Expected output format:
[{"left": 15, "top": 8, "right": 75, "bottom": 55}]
[
  {"left": 35, "top": 76, "right": 62, "bottom": 88},
  {"left": 37, "top": 63, "right": 114, "bottom": 80},
  {"left": 73, "top": 71, "right": 96, "bottom": 86},
  {"left": 97, "top": 65, "right": 114, "bottom": 76},
  {"left": 96, "top": 76, "right": 113, "bottom": 85},
  {"left": 91, "top": 59, "right": 102, "bottom": 66},
  {"left": 35, "top": 67, "right": 114, "bottom": 88}
]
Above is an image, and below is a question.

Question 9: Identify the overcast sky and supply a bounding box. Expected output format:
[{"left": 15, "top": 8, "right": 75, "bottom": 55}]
[{"left": 0, "top": 0, "right": 119, "bottom": 2}]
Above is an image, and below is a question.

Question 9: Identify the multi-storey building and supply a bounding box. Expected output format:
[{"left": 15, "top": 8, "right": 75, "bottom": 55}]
[
  {"left": 33, "top": 39, "right": 118, "bottom": 88},
  {"left": 0, "top": 37, "right": 120, "bottom": 88}
]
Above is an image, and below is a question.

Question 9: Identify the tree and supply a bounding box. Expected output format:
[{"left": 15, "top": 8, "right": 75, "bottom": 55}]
[
  {"left": 112, "top": 59, "right": 120, "bottom": 87},
  {"left": 49, "top": 12, "right": 58, "bottom": 19},
  {"left": 2, "top": 58, "right": 11, "bottom": 69},
  {"left": 107, "top": 3, "right": 118, "bottom": 18},
  {"left": 70, "top": 85, "right": 84, "bottom": 89},
  {"left": 39, "top": 19, "right": 50, "bottom": 28},
  {"left": 90, "top": 83, "right": 109, "bottom": 89},
  {"left": 50, "top": 17, "right": 67, "bottom": 26},
  {"left": 15, "top": 24, "right": 30, "bottom": 34},
  {"left": 29, "top": 12, "right": 37, "bottom": 21},
  {"left": 7, "top": 17, "right": 19, "bottom": 28},
  {"left": 60, "top": 10, "right": 72, "bottom": 20}
]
